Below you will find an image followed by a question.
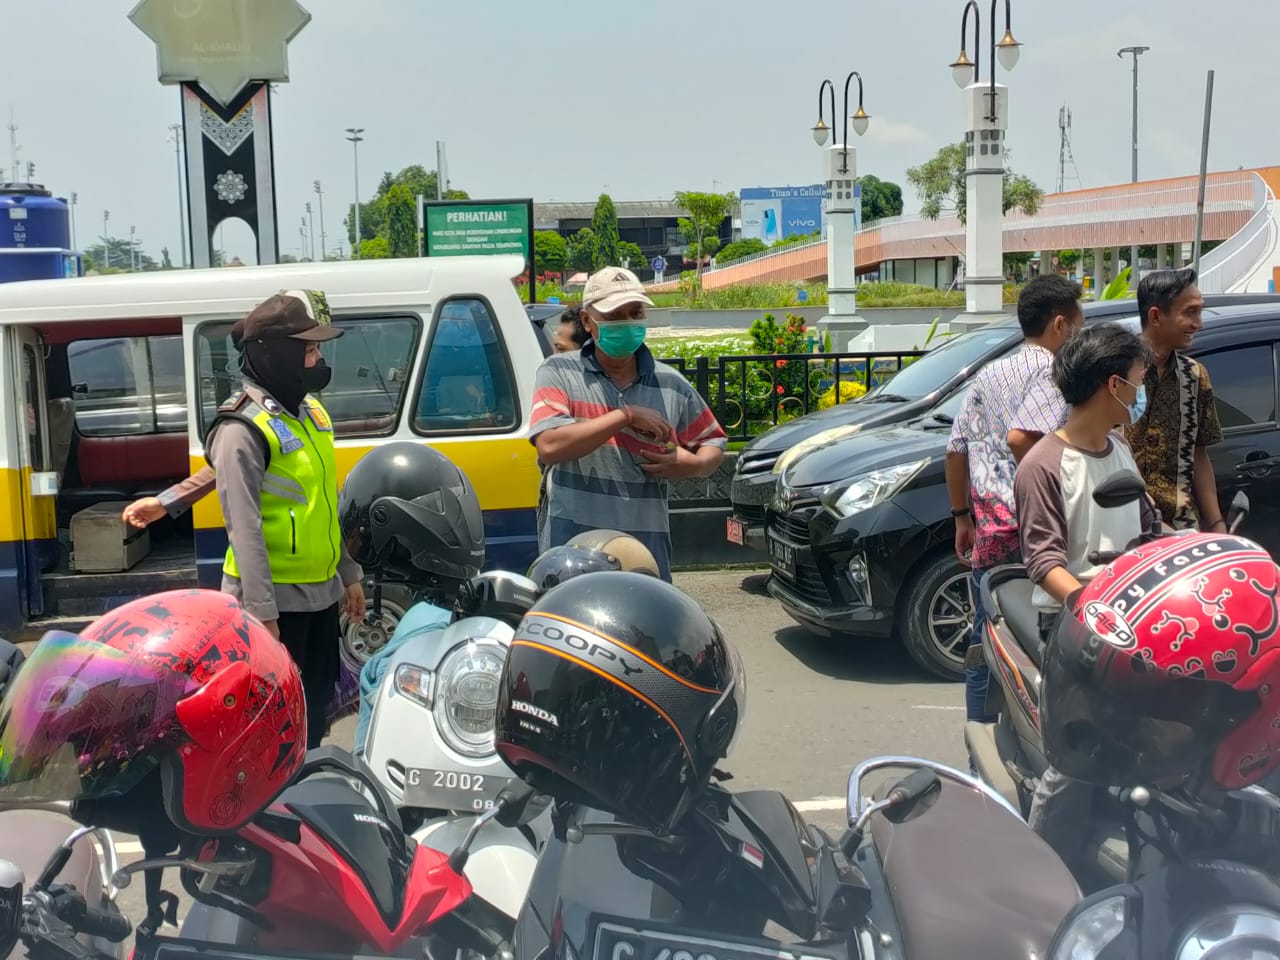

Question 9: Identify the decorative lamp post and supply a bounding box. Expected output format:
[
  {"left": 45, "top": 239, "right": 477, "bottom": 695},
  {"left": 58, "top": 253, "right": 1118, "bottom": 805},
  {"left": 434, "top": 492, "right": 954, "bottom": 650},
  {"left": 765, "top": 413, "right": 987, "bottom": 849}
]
[
  {"left": 345, "top": 127, "right": 364, "bottom": 259},
  {"left": 813, "top": 72, "right": 871, "bottom": 343},
  {"left": 1118, "top": 45, "right": 1150, "bottom": 283},
  {"left": 950, "top": 0, "right": 1022, "bottom": 320}
]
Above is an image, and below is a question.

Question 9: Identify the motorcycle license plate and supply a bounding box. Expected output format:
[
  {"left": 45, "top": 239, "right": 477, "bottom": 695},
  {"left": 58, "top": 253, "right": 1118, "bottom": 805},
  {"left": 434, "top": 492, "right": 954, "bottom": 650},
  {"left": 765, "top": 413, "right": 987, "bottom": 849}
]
[
  {"left": 767, "top": 534, "right": 796, "bottom": 579},
  {"left": 593, "top": 920, "right": 838, "bottom": 960},
  {"left": 402, "top": 768, "right": 504, "bottom": 812}
]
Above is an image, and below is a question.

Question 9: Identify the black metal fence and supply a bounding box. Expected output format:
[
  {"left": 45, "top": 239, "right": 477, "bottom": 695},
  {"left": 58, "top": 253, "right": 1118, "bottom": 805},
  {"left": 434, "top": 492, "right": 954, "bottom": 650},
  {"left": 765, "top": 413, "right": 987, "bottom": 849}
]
[{"left": 659, "top": 350, "right": 925, "bottom": 443}]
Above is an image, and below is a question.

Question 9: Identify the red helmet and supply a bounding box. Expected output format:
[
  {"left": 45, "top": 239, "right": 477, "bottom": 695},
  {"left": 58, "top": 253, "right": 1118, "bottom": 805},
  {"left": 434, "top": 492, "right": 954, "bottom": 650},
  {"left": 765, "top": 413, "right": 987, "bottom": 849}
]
[
  {"left": 0, "top": 589, "right": 305, "bottom": 834},
  {"left": 1043, "top": 533, "right": 1280, "bottom": 791}
]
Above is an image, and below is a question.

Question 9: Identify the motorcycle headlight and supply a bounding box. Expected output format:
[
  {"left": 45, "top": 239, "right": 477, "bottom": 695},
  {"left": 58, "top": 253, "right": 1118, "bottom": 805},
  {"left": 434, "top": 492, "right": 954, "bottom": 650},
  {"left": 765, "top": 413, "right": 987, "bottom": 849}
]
[
  {"left": 393, "top": 663, "right": 435, "bottom": 708},
  {"left": 772, "top": 424, "right": 865, "bottom": 476},
  {"left": 433, "top": 640, "right": 507, "bottom": 758},
  {"left": 1174, "top": 906, "right": 1280, "bottom": 959},
  {"left": 821, "top": 459, "right": 928, "bottom": 519},
  {"left": 1050, "top": 895, "right": 1127, "bottom": 960}
]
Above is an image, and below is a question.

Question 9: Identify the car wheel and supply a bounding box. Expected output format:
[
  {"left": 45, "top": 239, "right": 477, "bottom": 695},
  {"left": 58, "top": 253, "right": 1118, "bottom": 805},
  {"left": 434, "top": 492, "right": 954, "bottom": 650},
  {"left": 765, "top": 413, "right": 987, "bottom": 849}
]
[
  {"left": 899, "top": 550, "right": 973, "bottom": 680},
  {"left": 339, "top": 581, "right": 415, "bottom": 670}
]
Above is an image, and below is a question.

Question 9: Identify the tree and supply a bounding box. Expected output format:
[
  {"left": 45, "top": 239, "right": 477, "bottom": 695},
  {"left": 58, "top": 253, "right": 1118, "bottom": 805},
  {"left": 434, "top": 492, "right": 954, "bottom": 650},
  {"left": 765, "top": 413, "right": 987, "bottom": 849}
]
[
  {"left": 857, "top": 174, "right": 904, "bottom": 223},
  {"left": 534, "top": 230, "right": 567, "bottom": 274},
  {"left": 160, "top": 246, "right": 174, "bottom": 269},
  {"left": 359, "top": 236, "right": 390, "bottom": 259},
  {"left": 83, "top": 237, "right": 158, "bottom": 272},
  {"left": 384, "top": 184, "right": 417, "bottom": 258},
  {"left": 617, "top": 240, "right": 647, "bottom": 272},
  {"left": 905, "top": 143, "right": 1044, "bottom": 224},
  {"left": 590, "top": 194, "right": 621, "bottom": 270},
  {"left": 566, "top": 228, "right": 596, "bottom": 273},
  {"left": 673, "top": 191, "right": 735, "bottom": 275},
  {"left": 716, "top": 237, "right": 767, "bottom": 263},
  {"left": 346, "top": 164, "right": 470, "bottom": 246}
]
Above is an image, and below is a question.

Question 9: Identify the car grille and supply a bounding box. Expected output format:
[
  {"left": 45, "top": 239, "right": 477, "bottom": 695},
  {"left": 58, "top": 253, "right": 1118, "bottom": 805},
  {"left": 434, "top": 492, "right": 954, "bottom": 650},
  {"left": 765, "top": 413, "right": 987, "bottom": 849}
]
[
  {"left": 735, "top": 503, "right": 766, "bottom": 526},
  {"left": 767, "top": 504, "right": 834, "bottom": 606},
  {"left": 737, "top": 451, "right": 780, "bottom": 476}
]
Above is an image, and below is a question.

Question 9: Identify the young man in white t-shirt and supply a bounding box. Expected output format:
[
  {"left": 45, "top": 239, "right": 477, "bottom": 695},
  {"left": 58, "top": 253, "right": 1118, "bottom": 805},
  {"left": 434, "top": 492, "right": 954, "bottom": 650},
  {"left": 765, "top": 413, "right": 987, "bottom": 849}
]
[{"left": 1013, "top": 321, "right": 1156, "bottom": 881}]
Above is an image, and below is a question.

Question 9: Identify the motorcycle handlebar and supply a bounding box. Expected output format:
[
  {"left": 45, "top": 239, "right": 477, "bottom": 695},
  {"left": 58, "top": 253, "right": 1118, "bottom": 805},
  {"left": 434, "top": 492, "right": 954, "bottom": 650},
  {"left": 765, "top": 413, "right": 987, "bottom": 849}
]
[{"left": 52, "top": 889, "right": 132, "bottom": 943}]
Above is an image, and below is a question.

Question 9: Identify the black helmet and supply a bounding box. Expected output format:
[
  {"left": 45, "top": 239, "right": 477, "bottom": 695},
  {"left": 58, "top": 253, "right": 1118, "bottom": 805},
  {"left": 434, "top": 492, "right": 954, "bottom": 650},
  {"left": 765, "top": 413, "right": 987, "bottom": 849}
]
[
  {"left": 338, "top": 442, "right": 485, "bottom": 585},
  {"left": 454, "top": 571, "right": 541, "bottom": 628},
  {"left": 494, "top": 572, "right": 745, "bottom": 835},
  {"left": 526, "top": 544, "right": 621, "bottom": 593}
]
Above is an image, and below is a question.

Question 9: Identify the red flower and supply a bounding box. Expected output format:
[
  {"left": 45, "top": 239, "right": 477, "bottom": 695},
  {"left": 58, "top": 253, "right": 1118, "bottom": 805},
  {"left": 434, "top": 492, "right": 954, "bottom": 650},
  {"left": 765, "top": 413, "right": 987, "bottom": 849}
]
[
  {"left": 776, "top": 384, "right": 785, "bottom": 395},
  {"left": 775, "top": 359, "right": 787, "bottom": 368}
]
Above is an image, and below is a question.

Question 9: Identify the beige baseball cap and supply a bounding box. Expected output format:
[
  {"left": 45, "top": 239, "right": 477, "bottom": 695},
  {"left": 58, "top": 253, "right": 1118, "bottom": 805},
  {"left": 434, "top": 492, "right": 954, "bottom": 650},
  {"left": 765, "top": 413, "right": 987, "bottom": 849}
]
[{"left": 582, "top": 266, "right": 655, "bottom": 315}]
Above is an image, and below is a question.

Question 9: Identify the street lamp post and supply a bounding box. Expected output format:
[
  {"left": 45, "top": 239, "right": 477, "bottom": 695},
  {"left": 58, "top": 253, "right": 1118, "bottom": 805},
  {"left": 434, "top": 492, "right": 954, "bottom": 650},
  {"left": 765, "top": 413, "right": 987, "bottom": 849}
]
[
  {"left": 345, "top": 128, "right": 365, "bottom": 260},
  {"left": 811, "top": 72, "right": 871, "bottom": 343},
  {"left": 1119, "top": 45, "right": 1150, "bottom": 284},
  {"left": 168, "top": 123, "right": 187, "bottom": 268},
  {"left": 313, "top": 180, "right": 327, "bottom": 262},
  {"left": 305, "top": 201, "right": 316, "bottom": 260},
  {"left": 129, "top": 225, "right": 137, "bottom": 271},
  {"left": 102, "top": 210, "right": 110, "bottom": 270},
  {"left": 69, "top": 192, "right": 77, "bottom": 252},
  {"left": 949, "top": 0, "right": 1022, "bottom": 321}
]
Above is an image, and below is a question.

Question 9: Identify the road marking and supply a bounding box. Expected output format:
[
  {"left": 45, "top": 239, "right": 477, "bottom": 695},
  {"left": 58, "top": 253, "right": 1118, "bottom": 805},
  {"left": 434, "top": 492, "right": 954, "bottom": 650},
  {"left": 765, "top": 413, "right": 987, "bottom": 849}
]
[
  {"left": 792, "top": 797, "right": 845, "bottom": 812},
  {"left": 913, "top": 704, "right": 965, "bottom": 711},
  {"left": 114, "top": 841, "right": 144, "bottom": 856}
]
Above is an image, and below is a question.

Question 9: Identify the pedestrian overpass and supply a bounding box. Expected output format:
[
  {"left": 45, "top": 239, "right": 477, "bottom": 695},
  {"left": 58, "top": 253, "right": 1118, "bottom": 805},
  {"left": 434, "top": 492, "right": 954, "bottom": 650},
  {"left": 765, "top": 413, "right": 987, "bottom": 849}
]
[{"left": 662, "top": 167, "right": 1280, "bottom": 296}]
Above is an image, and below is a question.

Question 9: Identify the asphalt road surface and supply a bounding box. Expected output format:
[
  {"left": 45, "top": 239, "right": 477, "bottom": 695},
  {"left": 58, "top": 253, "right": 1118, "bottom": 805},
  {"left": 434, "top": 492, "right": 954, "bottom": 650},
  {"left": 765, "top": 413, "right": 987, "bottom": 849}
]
[{"left": 94, "top": 569, "right": 969, "bottom": 937}]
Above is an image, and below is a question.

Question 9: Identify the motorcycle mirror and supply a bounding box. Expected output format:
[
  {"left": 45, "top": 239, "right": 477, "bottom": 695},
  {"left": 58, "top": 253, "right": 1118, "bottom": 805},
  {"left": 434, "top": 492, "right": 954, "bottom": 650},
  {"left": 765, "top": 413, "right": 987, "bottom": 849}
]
[
  {"left": 1228, "top": 491, "right": 1251, "bottom": 534},
  {"left": 881, "top": 769, "right": 942, "bottom": 824},
  {"left": 1091, "top": 470, "right": 1148, "bottom": 510},
  {"left": 0, "top": 860, "right": 23, "bottom": 960},
  {"left": 493, "top": 780, "right": 537, "bottom": 828}
]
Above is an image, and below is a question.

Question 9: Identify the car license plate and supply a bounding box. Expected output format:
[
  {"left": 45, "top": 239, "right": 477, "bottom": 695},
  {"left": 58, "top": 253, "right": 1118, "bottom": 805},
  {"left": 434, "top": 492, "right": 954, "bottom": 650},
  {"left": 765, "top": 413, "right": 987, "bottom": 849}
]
[
  {"left": 593, "top": 920, "right": 837, "bottom": 960},
  {"left": 726, "top": 517, "right": 745, "bottom": 545},
  {"left": 768, "top": 534, "right": 796, "bottom": 579},
  {"left": 402, "top": 768, "right": 505, "bottom": 812}
]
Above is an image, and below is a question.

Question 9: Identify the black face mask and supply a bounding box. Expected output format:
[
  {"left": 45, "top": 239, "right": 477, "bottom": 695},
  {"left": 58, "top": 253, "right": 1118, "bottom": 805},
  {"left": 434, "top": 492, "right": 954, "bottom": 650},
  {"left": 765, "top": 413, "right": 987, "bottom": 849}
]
[{"left": 301, "top": 359, "right": 332, "bottom": 393}]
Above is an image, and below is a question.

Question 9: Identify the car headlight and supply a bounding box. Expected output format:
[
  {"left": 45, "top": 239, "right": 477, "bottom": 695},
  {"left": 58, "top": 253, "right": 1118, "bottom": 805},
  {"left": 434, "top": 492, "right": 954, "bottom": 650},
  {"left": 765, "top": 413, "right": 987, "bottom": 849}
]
[
  {"left": 821, "top": 459, "right": 928, "bottom": 519},
  {"left": 772, "top": 424, "right": 865, "bottom": 476},
  {"left": 433, "top": 640, "right": 508, "bottom": 758},
  {"left": 1050, "top": 895, "right": 1127, "bottom": 960}
]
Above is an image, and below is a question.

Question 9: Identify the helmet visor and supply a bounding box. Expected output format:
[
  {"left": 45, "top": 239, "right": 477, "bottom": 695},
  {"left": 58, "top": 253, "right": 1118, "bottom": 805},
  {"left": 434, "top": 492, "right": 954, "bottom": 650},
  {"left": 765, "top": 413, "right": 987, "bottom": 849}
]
[
  {"left": 0, "top": 632, "right": 193, "bottom": 806},
  {"left": 1043, "top": 612, "right": 1258, "bottom": 787},
  {"left": 703, "top": 638, "right": 747, "bottom": 759}
]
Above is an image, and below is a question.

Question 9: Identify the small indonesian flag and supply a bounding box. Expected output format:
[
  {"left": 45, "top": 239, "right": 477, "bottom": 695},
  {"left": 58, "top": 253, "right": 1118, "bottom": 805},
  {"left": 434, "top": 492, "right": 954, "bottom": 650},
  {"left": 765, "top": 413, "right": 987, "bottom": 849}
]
[{"left": 739, "top": 841, "right": 765, "bottom": 870}]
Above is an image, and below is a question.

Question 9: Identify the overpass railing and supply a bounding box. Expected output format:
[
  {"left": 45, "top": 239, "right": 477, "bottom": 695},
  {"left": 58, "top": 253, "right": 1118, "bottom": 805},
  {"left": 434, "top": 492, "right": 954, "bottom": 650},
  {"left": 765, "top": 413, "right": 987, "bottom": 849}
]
[{"left": 1198, "top": 173, "right": 1276, "bottom": 294}]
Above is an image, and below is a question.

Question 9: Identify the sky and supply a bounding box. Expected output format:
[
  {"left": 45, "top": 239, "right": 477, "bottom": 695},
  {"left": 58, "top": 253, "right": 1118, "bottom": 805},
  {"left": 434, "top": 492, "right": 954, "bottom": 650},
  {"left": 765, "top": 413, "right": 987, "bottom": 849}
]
[{"left": 6, "top": 0, "right": 1278, "bottom": 263}]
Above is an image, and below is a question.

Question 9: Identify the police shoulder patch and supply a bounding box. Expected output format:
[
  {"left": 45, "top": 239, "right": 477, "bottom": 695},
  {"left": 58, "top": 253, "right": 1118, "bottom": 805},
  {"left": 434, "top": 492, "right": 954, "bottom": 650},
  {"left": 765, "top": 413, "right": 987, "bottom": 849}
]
[
  {"left": 218, "top": 391, "right": 250, "bottom": 413},
  {"left": 265, "top": 417, "right": 304, "bottom": 455},
  {"left": 305, "top": 401, "right": 333, "bottom": 433}
]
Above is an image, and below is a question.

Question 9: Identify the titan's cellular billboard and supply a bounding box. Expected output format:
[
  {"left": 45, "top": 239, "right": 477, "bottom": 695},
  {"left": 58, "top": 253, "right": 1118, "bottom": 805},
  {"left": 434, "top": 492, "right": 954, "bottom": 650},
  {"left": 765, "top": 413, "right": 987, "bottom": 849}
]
[{"left": 739, "top": 185, "right": 827, "bottom": 243}]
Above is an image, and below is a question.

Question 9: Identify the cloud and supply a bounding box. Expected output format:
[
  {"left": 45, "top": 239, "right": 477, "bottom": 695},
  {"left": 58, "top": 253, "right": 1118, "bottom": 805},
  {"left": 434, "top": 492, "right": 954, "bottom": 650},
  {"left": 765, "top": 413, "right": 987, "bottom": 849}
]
[{"left": 863, "top": 118, "right": 931, "bottom": 148}]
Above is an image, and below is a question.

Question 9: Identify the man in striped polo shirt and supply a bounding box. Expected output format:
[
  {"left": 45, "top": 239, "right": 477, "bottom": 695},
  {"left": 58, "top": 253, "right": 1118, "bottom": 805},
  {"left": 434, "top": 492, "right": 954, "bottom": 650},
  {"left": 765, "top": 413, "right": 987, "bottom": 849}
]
[{"left": 531, "top": 266, "right": 727, "bottom": 581}]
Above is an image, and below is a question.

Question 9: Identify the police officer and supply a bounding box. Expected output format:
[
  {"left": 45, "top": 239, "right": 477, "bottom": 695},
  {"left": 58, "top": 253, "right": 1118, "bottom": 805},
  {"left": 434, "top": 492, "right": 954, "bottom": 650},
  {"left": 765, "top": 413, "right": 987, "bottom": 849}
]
[{"left": 205, "top": 289, "right": 365, "bottom": 748}]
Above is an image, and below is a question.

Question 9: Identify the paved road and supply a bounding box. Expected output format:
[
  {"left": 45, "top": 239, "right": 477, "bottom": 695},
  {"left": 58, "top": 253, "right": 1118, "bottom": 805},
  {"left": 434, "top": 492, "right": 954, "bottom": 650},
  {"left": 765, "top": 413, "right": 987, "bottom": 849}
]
[{"left": 94, "top": 568, "right": 967, "bottom": 934}]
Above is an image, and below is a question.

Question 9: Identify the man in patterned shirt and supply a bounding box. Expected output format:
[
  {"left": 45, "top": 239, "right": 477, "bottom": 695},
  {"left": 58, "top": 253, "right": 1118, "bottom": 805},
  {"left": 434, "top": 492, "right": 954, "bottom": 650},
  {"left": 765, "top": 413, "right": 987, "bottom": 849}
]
[
  {"left": 1124, "top": 268, "right": 1225, "bottom": 532},
  {"left": 945, "top": 275, "right": 1083, "bottom": 724}
]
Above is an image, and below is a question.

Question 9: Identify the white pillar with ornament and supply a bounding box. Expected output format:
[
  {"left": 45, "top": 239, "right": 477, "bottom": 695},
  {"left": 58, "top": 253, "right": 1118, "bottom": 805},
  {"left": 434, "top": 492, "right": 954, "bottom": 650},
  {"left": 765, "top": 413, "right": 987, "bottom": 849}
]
[{"left": 962, "top": 80, "right": 1009, "bottom": 318}]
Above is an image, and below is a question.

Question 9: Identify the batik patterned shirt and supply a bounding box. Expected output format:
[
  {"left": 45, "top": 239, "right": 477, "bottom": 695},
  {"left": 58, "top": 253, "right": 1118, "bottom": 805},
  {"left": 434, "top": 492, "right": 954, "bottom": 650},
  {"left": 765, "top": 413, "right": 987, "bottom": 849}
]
[{"left": 947, "top": 344, "right": 1068, "bottom": 568}]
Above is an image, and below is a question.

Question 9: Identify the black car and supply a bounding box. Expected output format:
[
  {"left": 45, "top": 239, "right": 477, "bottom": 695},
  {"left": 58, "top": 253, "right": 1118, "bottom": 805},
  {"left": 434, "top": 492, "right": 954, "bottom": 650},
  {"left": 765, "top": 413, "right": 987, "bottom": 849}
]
[
  {"left": 728, "top": 294, "right": 1280, "bottom": 553},
  {"left": 766, "top": 302, "right": 1280, "bottom": 680}
]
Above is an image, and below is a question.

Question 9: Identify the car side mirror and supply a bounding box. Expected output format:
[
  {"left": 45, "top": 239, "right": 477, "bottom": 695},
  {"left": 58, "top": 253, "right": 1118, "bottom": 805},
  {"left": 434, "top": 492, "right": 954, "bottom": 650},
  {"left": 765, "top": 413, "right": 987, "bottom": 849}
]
[{"left": 1092, "top": 470, "right": 1148, "bottom": 509}]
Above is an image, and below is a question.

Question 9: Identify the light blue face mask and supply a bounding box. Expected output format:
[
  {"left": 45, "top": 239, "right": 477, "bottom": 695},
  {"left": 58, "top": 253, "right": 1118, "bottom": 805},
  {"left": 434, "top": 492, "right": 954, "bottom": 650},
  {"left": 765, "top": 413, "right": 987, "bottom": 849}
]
[
  {"left": 1118, "top": 378, "right": 1148, "bottom": 424},
  {"left": 594, "top": 323, "right": 647, "bottom": 359}
]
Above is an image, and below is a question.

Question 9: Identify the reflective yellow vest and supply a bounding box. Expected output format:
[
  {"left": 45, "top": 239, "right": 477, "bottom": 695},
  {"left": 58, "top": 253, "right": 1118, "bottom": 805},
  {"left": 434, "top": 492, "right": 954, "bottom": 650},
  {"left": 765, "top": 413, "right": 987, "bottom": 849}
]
[{"left": 208, "top": 393, "right": 341, "bottom": 584}]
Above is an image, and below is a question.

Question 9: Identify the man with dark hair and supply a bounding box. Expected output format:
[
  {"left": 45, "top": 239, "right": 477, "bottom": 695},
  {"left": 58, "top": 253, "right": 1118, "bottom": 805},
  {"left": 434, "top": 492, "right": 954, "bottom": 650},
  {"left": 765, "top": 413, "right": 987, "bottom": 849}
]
[
  {"left": 1126, "top": 267, "right": 1224, "bottom": 531},
  {"left": 945, "top": 274, "right": 1082, "bottom": 726},
  {"left": 1014, "top": 322, "right": 1156, "bottom": 878}
]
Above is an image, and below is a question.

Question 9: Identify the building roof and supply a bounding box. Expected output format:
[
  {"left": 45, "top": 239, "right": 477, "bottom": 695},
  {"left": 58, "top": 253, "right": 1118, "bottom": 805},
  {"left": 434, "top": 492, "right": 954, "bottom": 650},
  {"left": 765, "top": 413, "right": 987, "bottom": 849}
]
[{"left": 535, "top": 199, "right": 721, "bottom": 227}]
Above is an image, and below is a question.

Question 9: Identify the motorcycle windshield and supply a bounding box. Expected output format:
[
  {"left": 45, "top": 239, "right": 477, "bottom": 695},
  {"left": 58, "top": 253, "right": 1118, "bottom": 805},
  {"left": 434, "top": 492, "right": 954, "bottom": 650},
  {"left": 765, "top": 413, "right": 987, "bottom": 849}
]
[{"left": 0, "top": 631, "right": 194, "bottom": 805}]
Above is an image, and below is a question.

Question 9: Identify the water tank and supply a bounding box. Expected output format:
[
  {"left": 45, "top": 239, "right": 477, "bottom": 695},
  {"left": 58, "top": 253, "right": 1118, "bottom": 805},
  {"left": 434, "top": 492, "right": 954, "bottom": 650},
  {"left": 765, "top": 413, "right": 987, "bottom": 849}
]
[{"left": 0, "top": 182, "right": 80, "bottom": 283}]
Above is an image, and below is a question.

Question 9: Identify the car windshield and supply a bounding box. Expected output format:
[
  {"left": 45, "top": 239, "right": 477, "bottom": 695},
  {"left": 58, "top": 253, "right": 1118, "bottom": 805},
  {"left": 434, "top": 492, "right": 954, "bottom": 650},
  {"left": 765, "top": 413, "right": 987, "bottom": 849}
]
[
  {"left": 924, "top": 384, "right": 972, "bottom": 423},
  {"left": 868, "top": 325, "right": 1016, "bottom": 401}
]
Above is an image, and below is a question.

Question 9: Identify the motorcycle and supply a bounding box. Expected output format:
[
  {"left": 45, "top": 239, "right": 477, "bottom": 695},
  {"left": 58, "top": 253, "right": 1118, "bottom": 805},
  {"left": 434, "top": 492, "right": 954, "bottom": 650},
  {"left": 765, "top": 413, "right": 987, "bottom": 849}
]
[
  {"left": 0, "top": 640, "right": 127, "bottom": 960},
  {"left": 359, "top": 570, "right": 554, "bottom": 921},
  {"left": 507, "top": 754, "right": 1280, "bottom": 960},
  {"left": 0, "top": 745, "right": 535, "bottom": 960},
  {"left": 966, "top": 468, "right": 1264, "bottom": 890}
]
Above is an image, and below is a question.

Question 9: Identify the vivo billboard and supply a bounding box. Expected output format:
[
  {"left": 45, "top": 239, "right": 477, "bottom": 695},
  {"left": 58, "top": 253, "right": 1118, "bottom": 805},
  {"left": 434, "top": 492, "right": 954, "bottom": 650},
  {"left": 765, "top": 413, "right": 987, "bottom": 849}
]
[{"left": 739, "top": 185, "right": 827, "bottom": 243}]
